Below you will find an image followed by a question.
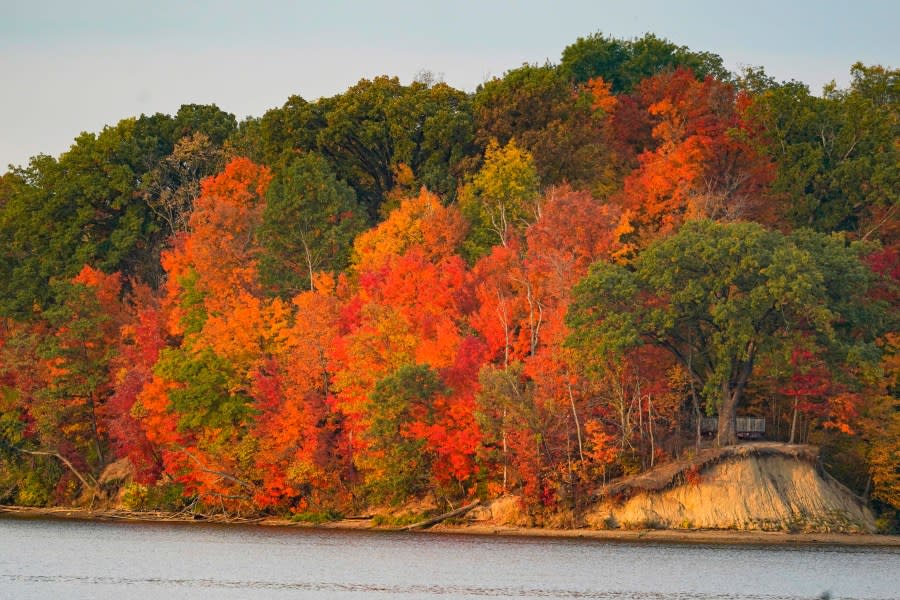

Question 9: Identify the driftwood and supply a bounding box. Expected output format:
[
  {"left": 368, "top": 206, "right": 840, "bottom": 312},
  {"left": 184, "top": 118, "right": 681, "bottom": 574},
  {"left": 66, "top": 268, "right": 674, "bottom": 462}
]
[
  {"left": 0, "top": 505, "right": 266, "bottom": 524},
  {"left": 9, "top": 447, "right": 99, "bottom": 496},
  {"left": 402, "top": 500, "right": 480, "bottom": 531}
]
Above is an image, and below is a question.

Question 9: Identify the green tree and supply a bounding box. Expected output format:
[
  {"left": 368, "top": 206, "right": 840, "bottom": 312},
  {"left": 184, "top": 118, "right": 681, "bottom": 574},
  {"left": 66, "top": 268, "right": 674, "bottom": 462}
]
[
  {"left": 747, "top": 64, "right": 898, "bottom": 238},
  {"left": 229, "top": 95, "right": 326, "bottom": 166},
  {"left": 559, "top": 33, "right": 629, "bottom": 89},
  {"left": 231, "top": 80, "right": 474, "bottom": 217},
  {"left": 567, "top": 220, "right": 882, "bottom": 445},
  {"left": 560, "top": 32, "right": 729, "bottom": 92},
  {"left": 172, "top": 103, "right": 237, "bottom": 146},
  {"left": 0, "top": 127, "right": 157, "bottom": 317},
  {"left": 259, "top": 152, "right": 367, "bottom": 296},
  {"left": 362, "top": 364, "right": 445, "bottom": 503},
  {"left": 317, "top": 76, "right": 474, "bottom": 218},
  {"left": 38, "top": 276, "right": 119, "bottom": 472},
  {"left": 156, "top": 348, "right": 252, "bottom": 434},
  {"left": 0, "top": 106, "right": 237, "bottom": 316}
]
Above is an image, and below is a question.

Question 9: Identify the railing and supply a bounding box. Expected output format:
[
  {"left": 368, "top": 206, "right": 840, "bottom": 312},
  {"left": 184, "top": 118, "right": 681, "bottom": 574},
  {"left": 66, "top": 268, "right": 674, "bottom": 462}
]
[{"left": 699, "top": 416, "right": 766, "bottom": 438}]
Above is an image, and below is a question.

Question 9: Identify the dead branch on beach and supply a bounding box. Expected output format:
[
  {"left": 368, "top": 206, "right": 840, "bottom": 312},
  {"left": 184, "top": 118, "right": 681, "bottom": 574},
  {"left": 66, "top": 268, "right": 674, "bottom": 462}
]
[{"left": 402, "top": 500, "right": 480, "bottom": 531}]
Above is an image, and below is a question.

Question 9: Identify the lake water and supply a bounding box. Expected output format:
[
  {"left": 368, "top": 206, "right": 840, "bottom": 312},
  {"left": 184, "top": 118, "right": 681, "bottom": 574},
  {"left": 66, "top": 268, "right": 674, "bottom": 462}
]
[{"left": 0, "top": 517, "right": 897, "bottom": 599}]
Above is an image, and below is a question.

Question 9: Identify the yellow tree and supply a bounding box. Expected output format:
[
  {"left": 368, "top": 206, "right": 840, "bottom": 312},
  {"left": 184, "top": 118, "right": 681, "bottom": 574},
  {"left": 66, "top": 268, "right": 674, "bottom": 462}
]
[{"left": 460, "top": 139, "right": 540, "bottom": 257}]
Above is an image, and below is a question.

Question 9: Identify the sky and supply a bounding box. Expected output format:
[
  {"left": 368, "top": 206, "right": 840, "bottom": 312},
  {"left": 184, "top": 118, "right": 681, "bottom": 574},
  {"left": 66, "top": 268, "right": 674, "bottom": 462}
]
[{"left": 1, "top": 0, "right": 897, "bottom": 171}]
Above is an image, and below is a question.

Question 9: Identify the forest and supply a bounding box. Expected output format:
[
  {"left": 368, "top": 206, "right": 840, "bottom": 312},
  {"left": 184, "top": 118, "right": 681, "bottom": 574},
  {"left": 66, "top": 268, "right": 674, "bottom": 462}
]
[{"left": 0, "top": 33, "right": 897, "bottom": 529}]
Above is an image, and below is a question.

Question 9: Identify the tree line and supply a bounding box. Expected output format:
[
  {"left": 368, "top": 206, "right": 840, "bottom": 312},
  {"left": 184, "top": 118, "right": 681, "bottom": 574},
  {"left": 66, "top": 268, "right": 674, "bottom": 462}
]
[{"left": 0, "top": 32, "right": 897, "bottom": 528}]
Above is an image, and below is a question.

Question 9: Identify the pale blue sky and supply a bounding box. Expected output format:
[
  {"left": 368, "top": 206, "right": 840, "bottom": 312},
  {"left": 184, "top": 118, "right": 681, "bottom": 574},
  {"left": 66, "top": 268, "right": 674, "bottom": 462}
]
[{"left": 2, "top": 0, "right": 897, "bottom": 171}]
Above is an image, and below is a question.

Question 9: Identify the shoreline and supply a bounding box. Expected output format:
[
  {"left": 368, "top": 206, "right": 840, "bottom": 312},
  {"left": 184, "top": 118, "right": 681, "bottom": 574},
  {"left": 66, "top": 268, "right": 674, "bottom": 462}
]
[{"left": 2, "top": 505, "right": 898, "bottom": 547}]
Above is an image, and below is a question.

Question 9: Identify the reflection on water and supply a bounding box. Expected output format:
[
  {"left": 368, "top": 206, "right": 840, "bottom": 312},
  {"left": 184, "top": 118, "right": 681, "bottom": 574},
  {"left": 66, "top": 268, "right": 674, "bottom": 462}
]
[{"left": 1, "top": 517, "right": 897, "bottom": 600}]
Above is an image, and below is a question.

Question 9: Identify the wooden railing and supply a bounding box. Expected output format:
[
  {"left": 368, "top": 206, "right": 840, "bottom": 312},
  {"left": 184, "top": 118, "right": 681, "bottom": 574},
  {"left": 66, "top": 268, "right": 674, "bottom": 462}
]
[{"left": 699, "top": 416, "right": 766, "bottom": 438}]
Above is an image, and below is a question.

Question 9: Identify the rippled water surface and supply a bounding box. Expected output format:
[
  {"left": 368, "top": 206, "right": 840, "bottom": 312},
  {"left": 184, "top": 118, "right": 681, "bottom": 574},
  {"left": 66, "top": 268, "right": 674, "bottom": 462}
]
[{"left": 1, "top": 517, "right": 897, "bottom": 599}]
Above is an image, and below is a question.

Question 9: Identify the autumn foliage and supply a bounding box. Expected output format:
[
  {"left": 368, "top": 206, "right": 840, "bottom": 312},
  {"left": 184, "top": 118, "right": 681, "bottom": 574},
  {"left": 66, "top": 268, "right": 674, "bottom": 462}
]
[{"left": 0, "top": 36, "right": 895, "bottom": 527}]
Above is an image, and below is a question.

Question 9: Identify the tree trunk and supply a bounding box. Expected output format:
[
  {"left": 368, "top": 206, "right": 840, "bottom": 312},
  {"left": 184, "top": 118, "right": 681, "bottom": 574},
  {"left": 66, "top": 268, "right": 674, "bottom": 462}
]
[
  {"left": 717, "top": 388, "right": 738, "bottom": 446},
  {"left": 401, "top": 500, "right": 480, "bottom": 531},
  {"left": 690, "top": 381, "right": 702, "bottom": 451},
  {"left": 11, "top": 447, "right": 99, "bottom": 498},
  {"left": 717, "top": 351, "right": 755, "bottom": 447},
  {"left": 789, "top": 396, "right": 799, "bottom": 444},
  {"left": 566, "top": 382, "right": 584, "bottom": 463}
]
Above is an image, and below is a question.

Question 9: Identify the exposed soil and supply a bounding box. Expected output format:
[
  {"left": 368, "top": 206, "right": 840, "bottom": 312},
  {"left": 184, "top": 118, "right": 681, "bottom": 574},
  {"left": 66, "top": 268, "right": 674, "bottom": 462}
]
[{"left": 585, "top": 442, "right": 876, "bottom": 533}]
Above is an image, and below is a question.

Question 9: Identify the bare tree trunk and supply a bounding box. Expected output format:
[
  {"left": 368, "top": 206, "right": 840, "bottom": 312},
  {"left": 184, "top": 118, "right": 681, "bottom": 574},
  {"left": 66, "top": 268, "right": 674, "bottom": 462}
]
[
  {"left": 687, "top": 345, "right": 702, "bottom": 450},
  {"left": 647, "top": 394, "right": 655, "bottom": 467},
  {"left": 567, "top": 382, "right": 584, "bottom": 463},
  {"left": 789, "top": 396, "right": 799, "bottom": 444},
  {"left": 502, "top": 407, "right": 508, "bottom": 493},
  {"left": 522, "top": 280, "right": 543, "bottom": 358},
  {"left": 11, "top": 447, "right": 98, "bottom": 497},
  {"left": 300, "top": 234, "right": 315, "bottom": 291},
  {"left": 771, "top": 395, "right": 779, "bottom": 440},
  {"left": 88, "top": 393, "right": 105, "bottom": 468}
]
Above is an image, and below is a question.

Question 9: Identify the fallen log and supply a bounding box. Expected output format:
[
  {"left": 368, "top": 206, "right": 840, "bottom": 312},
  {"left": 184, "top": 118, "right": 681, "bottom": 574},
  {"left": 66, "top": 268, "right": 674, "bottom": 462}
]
[
  {"left": 402, "top": 500, "right": 480, "bottom": 531},
  {"left": 8, "top": 447, "right": 99, "bottom": 498}
]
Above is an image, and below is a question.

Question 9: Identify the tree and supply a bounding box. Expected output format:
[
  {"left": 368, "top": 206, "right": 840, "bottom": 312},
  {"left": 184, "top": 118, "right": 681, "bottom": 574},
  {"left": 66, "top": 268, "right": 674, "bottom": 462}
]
[
  {"left": 137, "top": 158, "right": 285, "bottom": 511},
  {"left": 259, "top": 152, "right": 367, "bottom": 295},
  {"left": 38, "top": 267, "right": 128, "bottom": 476},
  {"left": 468, "top": 187, "right": 627, "bottom": 509},
  {"left": 745, "top": 64, "right": 898, "bottom": 240},
  {"left": 616, "top": 69, "right": 775, "bottom": 248},
  {"left": 0, "top": 106, "right": 238, "bottom": 316},
  {"left": 103, "top": 286, "right": 167, "bottom": 484},
  {"left": 472, "top": 64, "right": 615, "bottom": 190},
  {"left": 861, "top": 333, "right": 899, "bottom": 514},
  {"left": 781, "top": 346, "right": 834, "bottom": 444},
  {"left": 140, "top": 132, "right": 226, "bottom": 240},
  {"left": 361, "top": 364, "right": 445, "bottom": 503},
  {"left": 351, "top": 188, "right": 468, "bottom": 273},
  {"left": 337, "top": 200, "right": 478, "bottom": 500},
  {"left": 317, "top": 76, "right": 474, "bottom": 218},
  {"left": 251, "top": 278, "right": 348, "bottom": 510},
  {"left": 171, "top": 103, "right": 237, "bottom": 146},
  {"left": 567, "top": 220, "right": 882, "bottom": 445},
  {"left": 525, "top": 185, "right": 625, "bottom": 278},
  {"left": 460, "top": 139, "right": 540, "bottom": 258},
  {"left": 560, "top": 32, "right": 729, "bottom": 92},
  {"left": 559, "top": 34, "right": 629, "bottom": 89},
  {"left": 0, "top": 266, "right": 129, "bottom": 504},
  {"left": 1, "top": 319, "right": 63, "bottom": 505},
  {"left": 0, "top": 129, "right": 151, "bottom": 316}
]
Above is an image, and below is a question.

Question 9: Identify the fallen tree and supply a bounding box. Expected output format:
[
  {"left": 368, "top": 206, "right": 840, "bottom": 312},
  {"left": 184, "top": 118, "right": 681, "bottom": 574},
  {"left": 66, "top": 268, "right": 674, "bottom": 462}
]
[{"left": 402, "top": 500, "right": 481, "bottom": 531}]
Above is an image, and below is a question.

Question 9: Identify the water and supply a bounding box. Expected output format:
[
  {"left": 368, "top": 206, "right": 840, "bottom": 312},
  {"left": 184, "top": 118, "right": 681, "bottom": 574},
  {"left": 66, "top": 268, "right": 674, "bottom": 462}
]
[{"left": 0, "top": 517, "right": 896, "bottom": 599}]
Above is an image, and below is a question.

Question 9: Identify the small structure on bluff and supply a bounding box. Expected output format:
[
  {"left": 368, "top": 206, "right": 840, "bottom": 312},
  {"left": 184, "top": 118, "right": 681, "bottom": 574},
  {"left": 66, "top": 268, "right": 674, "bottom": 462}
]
[{"left": 700, "top": 416, "right": 766, "bottom": 440}]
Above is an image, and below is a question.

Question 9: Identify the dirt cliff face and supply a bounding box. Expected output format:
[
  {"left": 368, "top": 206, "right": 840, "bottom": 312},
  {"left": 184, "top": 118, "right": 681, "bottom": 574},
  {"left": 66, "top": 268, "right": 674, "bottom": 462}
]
[{"left": 587, "top": 450, "right": 875, "bottom": 533}]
